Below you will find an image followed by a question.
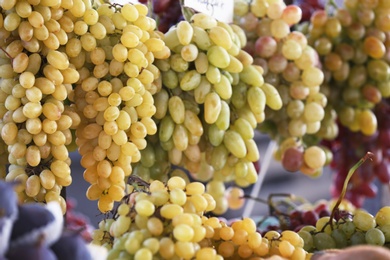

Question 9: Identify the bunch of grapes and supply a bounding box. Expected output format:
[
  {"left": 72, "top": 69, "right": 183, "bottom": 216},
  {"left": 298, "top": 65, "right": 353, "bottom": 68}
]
[
  {"left": 91, "top": 174, "right": 224, "bottom": 259},
  {"left": 233, "top": 0, "right": 335, "bottom": 177},
  {"left": 71, "top": 2, "right": 169, "bottom": 213},
  {"left": 0, "top": 0, "right": 83, "bottom": 213},
  {"left": 208, "top": 218, "right": 309, "bottom": 259},
  {"left": 297, "top": 206, "right": 390, "bottom": 252},
  {"left": 144, "top": 11, "right": 284, "bottom": 214},
  {"left": 91, "top": 174, "right": 312, "bottom": 260},
  {"left": 294, "top": 0, "right": 390, "bottom": 207}
]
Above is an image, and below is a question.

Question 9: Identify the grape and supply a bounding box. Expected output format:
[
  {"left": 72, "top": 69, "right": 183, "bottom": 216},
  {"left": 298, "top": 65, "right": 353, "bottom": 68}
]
[
  {"left": 0, "top": 0, "right": 83, "bottom": 212},
  {"left": 375, "top": 206, "right": 390, "bottom": 226},
  {"left": 365, "top": 228, "right": 385, "bottom": 246},
  {"left": 331, "top": 229, "right": 348, "bottom": 249},
  {"left": 91, "top": 175, "right": 226, "bottom": 259},
  {"left": 313, "top": 232, "right": 336, "bottom": 250},
  {"left": 350, "top": 231, "right": 366, "bottom": 245},
  {"left": 353, "top": 210, "right": 376, "bottom": 231},
  {"left": 281, "top": 147, "right": 304, "bottom": 172}
]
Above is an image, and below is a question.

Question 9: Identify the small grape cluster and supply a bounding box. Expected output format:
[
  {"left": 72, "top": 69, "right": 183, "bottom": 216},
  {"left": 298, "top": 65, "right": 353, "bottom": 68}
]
[
  {"left": 298, "top": 206, "right": 390, "bottom": 252},
  {"left": 91, "top": 174, "right": 224, "bottom": 259}
]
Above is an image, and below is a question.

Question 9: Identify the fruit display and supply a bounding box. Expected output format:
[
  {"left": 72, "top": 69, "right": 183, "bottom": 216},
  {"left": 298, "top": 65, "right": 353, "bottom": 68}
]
[{"left": 0, "top": 0, "right": 390, "bottom": 259}]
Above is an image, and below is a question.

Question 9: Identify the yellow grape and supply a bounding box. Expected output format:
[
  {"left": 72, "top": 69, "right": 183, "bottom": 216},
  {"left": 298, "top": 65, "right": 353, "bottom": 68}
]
[
  {"left": 184, "top": 110, "right": 203, "bottom": 137},
  {"left": 303, "top": 145, "right": 326, "bottom": 170},
  {"left": 234, "top": 118, "right": 254, "bottom": 140},
  {"left": 207, "top": 46, "right": 231, "bottom": 69},
  {"left": 224, "top": 55, "right": 244, "bottom": 73},
  {"left": 260, "top": 83, "right": 283, "bottom": 110},
  {"left": 245, "top": 139, "right": 260, "bottom": 162},
  {"left": 191, "top": 13, "right": 217, "bottom": 29},
  {"left": 176, "top": 20, "right": 193, "bottom": 45},
  {"left": 213, "top": 75, "right": 232, "bottom": 100},
  {"left": 208, "top": 26, "right": 233, "bottom": 50},
  {"left": 172, "top": 124, "right": 189, "bottom": 151},
  {"left": 46, "top": 50, "right": 69, "bottom": 70},
  {"left": 206, "top": 65, "right": 221, "bottom": 84},
  {"left": 215, "top": 101, "right": 230, "bottom": 131},
  {"left": 121, "top": 3, "right": 139, "bottom": 22},
  {"left": 192, "top": 26, "right": 212, "bottom": 50},
  {"left": 240, "top": 65, "right": 264, "bottom": 87},
  {"left": 302, "top": 66, "right": 324, "bottom": 87},
  {"left": 204, "top": 92, "right": 222, "bottom": 124},
  {"left": 358, "top": 109, "right": 377, "bottom": 136},
  {"left": 181, "top": 43, "right": 199, "bottom": 62},
  {"left": 168, "top": 96, "right": 185, "bottom": 124},
  {"left": 223, "top": 130, "right": 247, "bottom": 158},
  {"left": 180, "top": 70, "right": 201, "bottom": 91},
  {"left": 247, "top": 86, "right": 266, "bottom": 114}
]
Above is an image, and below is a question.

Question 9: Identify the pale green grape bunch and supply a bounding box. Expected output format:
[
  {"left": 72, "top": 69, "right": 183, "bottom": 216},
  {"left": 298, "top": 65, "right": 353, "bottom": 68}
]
[
  {"left": 296, "top": 206, "right": 390, "bottom": 253},
  {"left": 91, "top": 174, "right": 227, "bottom": 260},
  {"left": 72, "top": 2, "right": 169, "bottom": 213},
  {"left": 152, "top": 11, "right": 282, "bottom": 214},
  {"left": 303, "top": 1, "right": 390, "bottom": 136},
  {"left": 0, "top": 0, "right": 83, "bottom": 213},
  {"left": 233, "top": 0, "right": 334, "bottom": 176}
]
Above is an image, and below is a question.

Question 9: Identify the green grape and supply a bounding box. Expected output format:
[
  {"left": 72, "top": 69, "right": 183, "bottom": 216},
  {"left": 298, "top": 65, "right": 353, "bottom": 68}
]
[
  {"left": 298, "top": 230, "right": 314, "bottom": 251},
  {"left": 313, "top": 232, "right": 336, "bottom": 250},
  {"left": 375, "top": 206, "right": 390, "bottom": 226},
  {"left": 331, "top": 228, "right": 348, "bottom": 249},
  {"left": 350, "top": 231, "right": 366, "bottom": 245},
  {"left": 379, "top": 224, "right": 390, "bottom": 242},
  {"left": 353, "top": 210, "right": 376, "bottom": 231},
  {"left": 365, "top": 228, "right": 385, "bottom": 246}
]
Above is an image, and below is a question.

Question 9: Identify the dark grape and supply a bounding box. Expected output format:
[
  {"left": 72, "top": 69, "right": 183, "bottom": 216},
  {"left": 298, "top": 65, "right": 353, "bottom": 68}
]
[
  {"left": 281, "top": 147, "right": 304, "bottom": 172},
  {"left": 302, "top": 210, "right": 319, "bottom": 226}
]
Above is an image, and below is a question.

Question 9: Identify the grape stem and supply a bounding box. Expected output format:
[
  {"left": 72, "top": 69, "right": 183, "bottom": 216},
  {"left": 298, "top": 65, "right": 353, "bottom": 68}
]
[
  {"left": 329, "top": 152, "right": 374, "bottom": 230},
  {"left": 325, "top": 0, "right": 338, "bottom": 15},
  {"left": 0, "top": 46, "right": 13, "bottom": 60},
  {"left": 242, "top": 193, "right": 300, "bottom": 218},
  {"left": 127, "top": 175, "right": 150, "bottom": 189},
  {"left": 179, "top": 0, "right": 196, "bottom": 22}
]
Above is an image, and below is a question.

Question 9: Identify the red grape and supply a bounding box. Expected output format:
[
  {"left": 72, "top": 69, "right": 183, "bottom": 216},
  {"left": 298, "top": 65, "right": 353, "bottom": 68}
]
[{"left": 281, "top": 147, "right": 304, "bottom": 172}]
